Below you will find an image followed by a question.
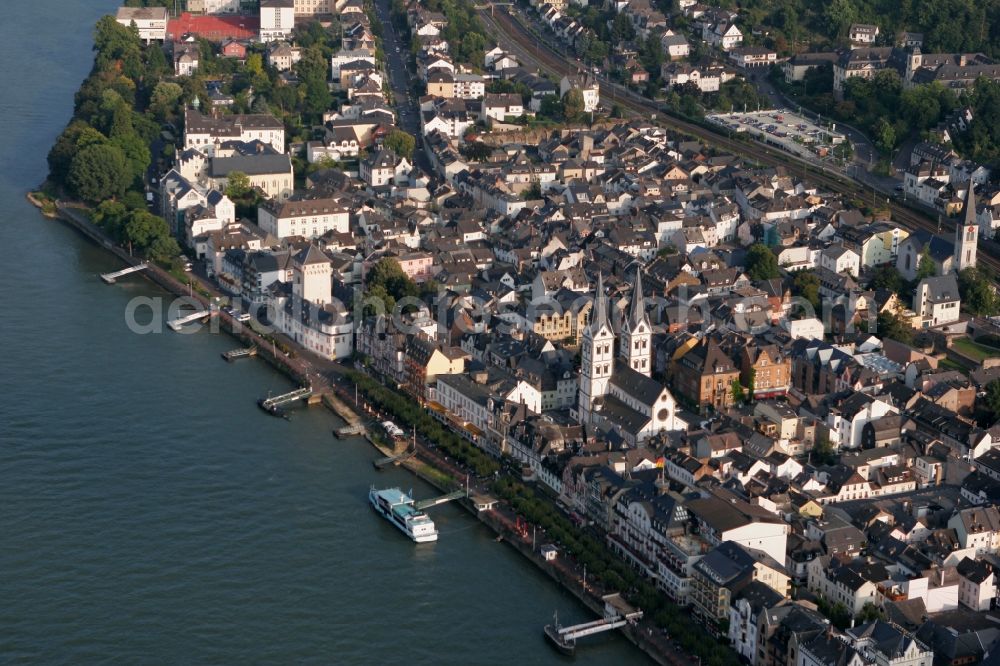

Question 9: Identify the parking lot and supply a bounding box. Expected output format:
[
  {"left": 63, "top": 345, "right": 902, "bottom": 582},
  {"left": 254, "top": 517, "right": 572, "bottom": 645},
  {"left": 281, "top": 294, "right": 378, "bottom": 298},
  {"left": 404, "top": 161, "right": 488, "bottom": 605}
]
[{"left": 707, "top": 108, "right": 847, "bottom": 162}]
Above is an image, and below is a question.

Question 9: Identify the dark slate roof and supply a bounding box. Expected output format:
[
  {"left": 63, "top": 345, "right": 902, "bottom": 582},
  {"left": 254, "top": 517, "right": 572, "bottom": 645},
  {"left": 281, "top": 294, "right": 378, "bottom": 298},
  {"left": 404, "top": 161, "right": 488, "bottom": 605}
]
[{"left": 609, "top": 360, "right": 668, "bottom": 407}]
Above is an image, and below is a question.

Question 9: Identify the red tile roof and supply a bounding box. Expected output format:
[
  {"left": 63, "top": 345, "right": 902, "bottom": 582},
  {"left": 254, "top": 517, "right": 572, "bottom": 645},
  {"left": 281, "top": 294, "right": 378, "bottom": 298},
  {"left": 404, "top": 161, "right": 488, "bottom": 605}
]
[{"left": 166, "top": 13, "right": 260, "bottom": 42}]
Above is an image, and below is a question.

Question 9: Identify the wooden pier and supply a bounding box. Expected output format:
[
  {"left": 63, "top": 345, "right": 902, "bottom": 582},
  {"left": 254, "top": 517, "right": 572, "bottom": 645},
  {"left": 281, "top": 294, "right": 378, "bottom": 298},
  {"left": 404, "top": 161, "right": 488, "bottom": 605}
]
[
  {"left": 258, "top": 387, "right": 313, "bottom": 416},
  {"left": 100, "top": 263, "right": 148, "bottom": 284},
  {"left": 222, "top": 347, "right": 257, "bottom": 361}
]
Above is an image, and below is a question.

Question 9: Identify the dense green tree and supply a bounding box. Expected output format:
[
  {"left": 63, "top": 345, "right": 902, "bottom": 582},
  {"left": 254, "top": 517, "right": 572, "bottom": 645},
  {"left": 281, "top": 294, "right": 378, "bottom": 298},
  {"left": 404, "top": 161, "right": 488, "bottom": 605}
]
[
  {"left": 149, "top": 81, "right": 184, "bottom": 122},
  {"left": 93, "top": 15, "right": 142, "bottom": 71},
  {"left": 225, "top": 171, "right": 252, "bottom": 199},
  {"left": 916, "top": 247, "right": 937, "bottom": 279},
  {"left": 985, "top": 379, "right": 1000, "bottom": 421},
  {"left": 563, "top": 88, "right": 586, "bottom": 123},
  {"left": 539, "top": 94, "right": 564, "bottom": 120},
  {"left": 110, "top": 132, "right": 151, "bottom": 184},
  {"left": 123, "top": 209, "right": 169, "bottom": 251},
  {"left": 295, "top": 46, "right": 332, "bottom": 121},
  {"left": 67, "top": 143, "right": 131, "bottom": 203},
  {"left": 745, "top": 243, "right": 781, "bottom": 281},
  {"left": 870, "top": 265, "right": 906, "bottom": 294},
  {"left": 48, "top": 120, "right": 96, "bottom": 184},
  {"left": 93, "top": 199, "right": 130, "bottom": 240},
  {"left": 792, "top": 270, "right": 821, "bottom": 310},
  {"left": 958, "top": 267, "right": 1000, "bottom": 315},
  {"left": 611, "top": 13, "right": 636, "bottom": 42},
  {"left": 876, "top": 309, "right": 914, "bottom": 344},
  {"left": 148, "top": 235, "right": 181, "bottom": 264},
  {"left": 383, "top": 129, "right": 416, "bottom": 160},
  {"left": 459, "top": 141, "right": 492, "bottom": 162}
]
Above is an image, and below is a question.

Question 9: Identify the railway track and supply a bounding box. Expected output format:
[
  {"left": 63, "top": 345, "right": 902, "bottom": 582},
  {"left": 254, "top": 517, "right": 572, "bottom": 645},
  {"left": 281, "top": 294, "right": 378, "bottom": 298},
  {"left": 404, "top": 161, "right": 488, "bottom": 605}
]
[{"left": 478, "top": 6, "right": 1000, "bottom": 275}]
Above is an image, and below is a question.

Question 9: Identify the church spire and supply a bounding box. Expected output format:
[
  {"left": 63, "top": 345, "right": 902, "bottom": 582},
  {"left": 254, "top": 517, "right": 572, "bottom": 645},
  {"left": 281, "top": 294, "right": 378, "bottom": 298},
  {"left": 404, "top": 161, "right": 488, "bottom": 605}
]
[
  {"left": 964, "top": 181, "right": 977, "bottom": 226},
  {"left": 628, "top": 269, "right": 649, "bottom": 330},
  {"left": 591, "top": 271, "right": 609, "bottom": 333}
]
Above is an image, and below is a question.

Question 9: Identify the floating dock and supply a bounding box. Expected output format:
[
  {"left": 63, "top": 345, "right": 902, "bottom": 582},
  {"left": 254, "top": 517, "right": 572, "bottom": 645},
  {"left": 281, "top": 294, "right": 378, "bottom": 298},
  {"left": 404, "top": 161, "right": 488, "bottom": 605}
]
[
  {"left": 167, "top": 309, "right": 213, "bottom": 331},
  {"left": 544, "top": 595, "right": 643, "bottom": 656},
  {"left": 258, "top": 387, "right": 313, "bottom": 416},
  {"left": 100, "top": 263, "right": 148, "bottom": 284},
  {"left": 335, "top": 423, "right": 367, "bottom": 438},
  {"left": 222, "top": 347, "right": 257, "bottom": 361}
]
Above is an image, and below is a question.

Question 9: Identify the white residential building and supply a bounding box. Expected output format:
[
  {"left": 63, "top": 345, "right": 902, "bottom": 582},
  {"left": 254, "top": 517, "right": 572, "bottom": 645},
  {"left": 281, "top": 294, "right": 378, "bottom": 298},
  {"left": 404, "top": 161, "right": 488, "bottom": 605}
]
[
  {"left": 115, "top": 7, "right": 167, "bottom": 43},
  {"left": 258, "top": 197, "right": 350, "bottom": 239},
  {"left": 914, "top": 274, "right": 961, "bottom": 328},
  {"left": 260, "top": 0, "right": 295, "bottom": 43}
]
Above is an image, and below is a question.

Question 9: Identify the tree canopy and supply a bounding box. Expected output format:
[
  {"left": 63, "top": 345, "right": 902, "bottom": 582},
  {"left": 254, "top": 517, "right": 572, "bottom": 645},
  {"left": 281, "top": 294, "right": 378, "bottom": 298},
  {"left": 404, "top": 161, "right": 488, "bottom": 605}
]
[
  {"left": 383, "top": 129, "right": 416, "bottom": 160},
  {"left": 68, "top": 143, "right": 132, "bottom": 203},
  {"left": 745, "top": 243, "right": 782, "bottom": 281}
]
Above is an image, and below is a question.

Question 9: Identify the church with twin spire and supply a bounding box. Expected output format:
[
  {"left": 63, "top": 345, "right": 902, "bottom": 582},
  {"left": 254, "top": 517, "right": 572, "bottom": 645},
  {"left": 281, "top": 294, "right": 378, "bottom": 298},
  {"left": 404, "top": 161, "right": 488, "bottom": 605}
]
[{"left": 577, "top": 271, "right": 683, "bottom": 445}]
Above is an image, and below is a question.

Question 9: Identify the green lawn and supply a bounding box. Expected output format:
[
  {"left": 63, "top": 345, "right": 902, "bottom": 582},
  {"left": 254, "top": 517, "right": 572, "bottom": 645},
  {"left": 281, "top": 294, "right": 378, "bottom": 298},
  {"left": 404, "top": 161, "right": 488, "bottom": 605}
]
[
  {"left": 952, "top": 338, "right": 1000, "bottom": 362},
  {"left": 937, "top": 357, "right": 970, "bottom": 375}
]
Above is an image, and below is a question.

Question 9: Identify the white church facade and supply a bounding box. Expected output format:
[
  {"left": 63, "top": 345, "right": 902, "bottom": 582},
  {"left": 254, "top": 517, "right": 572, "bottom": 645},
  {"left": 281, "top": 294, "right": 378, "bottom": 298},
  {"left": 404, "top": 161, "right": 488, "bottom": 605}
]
[{"left": 577, "top": 272, "right": 682, "bottom": 446}]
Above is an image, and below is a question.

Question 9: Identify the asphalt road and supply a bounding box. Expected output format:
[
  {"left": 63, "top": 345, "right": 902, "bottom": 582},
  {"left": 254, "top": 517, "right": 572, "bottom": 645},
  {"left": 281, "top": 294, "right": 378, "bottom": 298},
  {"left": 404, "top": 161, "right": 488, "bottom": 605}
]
[{"left": 371, "top": 0, "right": 433, "bottom": 174}]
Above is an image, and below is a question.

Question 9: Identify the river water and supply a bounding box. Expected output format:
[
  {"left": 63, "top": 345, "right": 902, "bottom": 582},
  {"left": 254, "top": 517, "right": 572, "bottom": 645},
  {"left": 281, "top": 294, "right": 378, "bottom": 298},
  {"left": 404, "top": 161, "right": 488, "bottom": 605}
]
[{"left": 0, "top": 2, "right": 644, "bottom": 663}]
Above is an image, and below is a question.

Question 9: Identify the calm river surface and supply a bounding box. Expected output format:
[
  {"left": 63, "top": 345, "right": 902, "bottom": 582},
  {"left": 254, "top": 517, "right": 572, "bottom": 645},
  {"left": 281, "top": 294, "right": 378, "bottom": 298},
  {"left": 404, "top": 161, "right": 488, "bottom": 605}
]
[{"left": 0, "top": 2, "right": 644, "bottom": 663}]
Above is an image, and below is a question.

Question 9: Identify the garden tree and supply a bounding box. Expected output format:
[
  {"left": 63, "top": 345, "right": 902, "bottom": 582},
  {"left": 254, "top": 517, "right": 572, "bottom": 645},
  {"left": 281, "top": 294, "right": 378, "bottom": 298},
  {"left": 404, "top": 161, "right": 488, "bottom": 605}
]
[
  {"left": 857, "top": 603, "right": 885, "bottom": 623},
  {"left": 812, "top": 434, "right": 836, "bottom": 465},
  {"left": 68, "top": 143, "right": 131, "bottom": 203},
  {"left": 524, "top": 180, "right": 542, "bottom": 200},
  {"left": 225, "top": 171, "right": 252, "bottom": 199},
  {"left": 916, "top": 247, "right": 937, "bottom": 279},
  {"left": 269, "top": 83, "right": 299, "bottom": 114},
  {"left": 121, "top": 190, "right": 148, "bottom": 211},
  {"left": 611, "top": 12, "right": 636, "bottom": 42},
  {"left": 368, "top": 258, "right": 419, "bottom": 301},
  {"left": 149, "top": 81, "right": 184, "bottom": 122},
  {"left": 246, "top": 53, "right": 265, "bottom": 78},
  {"left": 745, "top": 243, "right": 781, "bottom": 280},
  {"left": 958, "top": 267, "right": 1000, "bottom": 315},
  {"left": 870, "top": 265, "right": 906, "bottom": 294},
  {"left": 295, "top": 46, "right": 332, "bottom": 121},
  {"left": 539, "top": 94, "right": 564, "bottom": 120},
  {"left": 383, "top": 129, "right": 416, "bottom": 160},
  {"left": 792, "top": 270, "right": 821, "bottom": 310},
  {"left": 876, "top": 309, "right": 914, "bottom": 344},
  {"left": 984, "top": 379, "right": 1000, "bottom": 421},
  {"left": 459, "top": 140, "right": 492, "bottom": 162},
  {"left": 731, "top": 379, "right": 746, "bottom": 404},
  {"left": 563, "top": 88, "right": 586, "bottom": 123},
  {"left": 639, "top": 34, "right": 665, "bottom": 72}
]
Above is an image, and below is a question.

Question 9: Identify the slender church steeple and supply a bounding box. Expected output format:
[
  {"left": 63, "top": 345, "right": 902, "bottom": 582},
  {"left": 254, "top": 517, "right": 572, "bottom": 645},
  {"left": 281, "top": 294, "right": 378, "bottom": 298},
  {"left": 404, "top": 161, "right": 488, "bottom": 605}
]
[
  {"left": 620, "top": 269, "right": 652, "bottom": 376},
  {"left": 578, "top": 272, "right": 615, "bottom": 423},
  {"left": 955, "top": 182, "right": 978, "bottom": 272}
]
